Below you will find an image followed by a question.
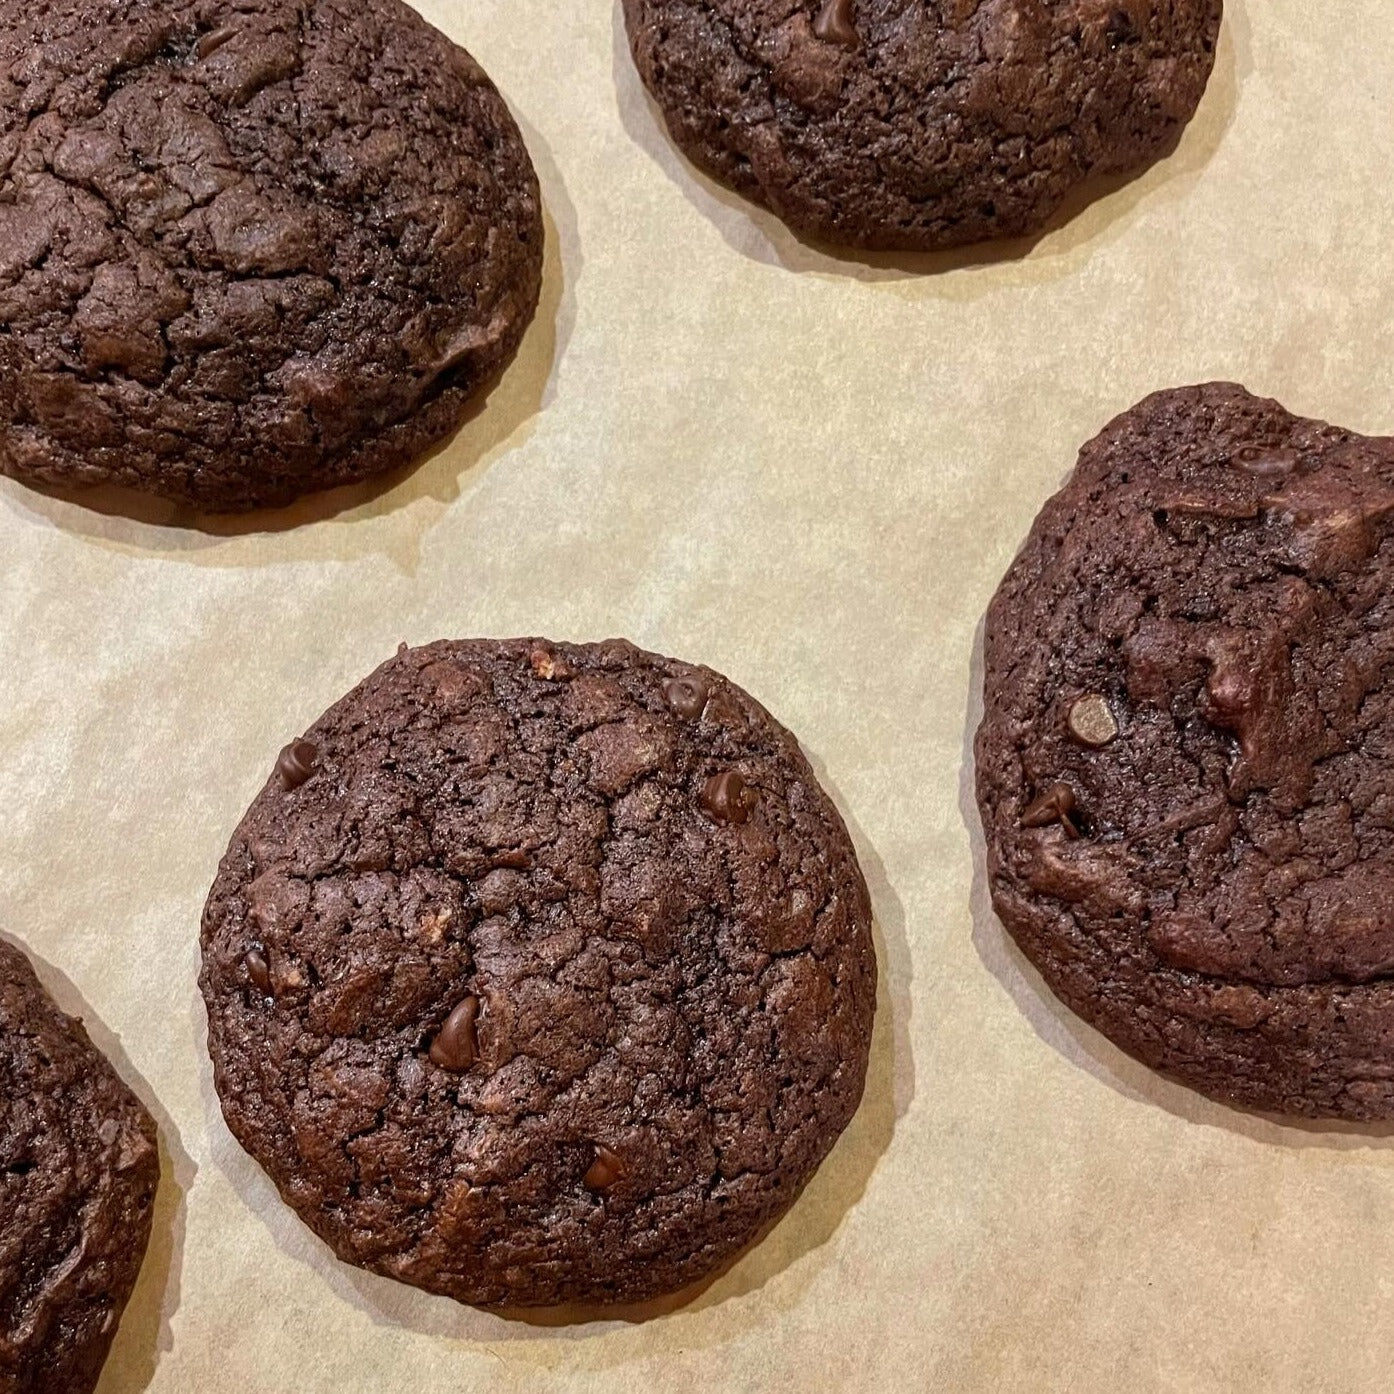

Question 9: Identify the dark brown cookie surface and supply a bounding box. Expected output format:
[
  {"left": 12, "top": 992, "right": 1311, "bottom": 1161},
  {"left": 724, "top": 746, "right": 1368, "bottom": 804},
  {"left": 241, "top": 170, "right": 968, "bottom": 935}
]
[
  {"left": 0, "top": 939, "right": 159, "bottom": 1394},
  {"left": 623, "top": 0, "right": 1221, "bottom": 252},
  {"left": 977, "top": 384, "right": 1394, "bottom": 1120},
  {"left": 0, "top": 0, "right": 542, "bottom": 511},
  {"left": 200, "top": 639, "right": 876, "bottom": 1307}
]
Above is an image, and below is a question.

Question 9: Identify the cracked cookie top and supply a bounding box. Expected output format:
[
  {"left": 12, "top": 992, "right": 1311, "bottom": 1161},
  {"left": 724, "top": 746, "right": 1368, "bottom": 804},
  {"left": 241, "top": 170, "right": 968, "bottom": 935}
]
[
  {"left": 200, "top": 639, "right": 876, "bottom": 1307},
  {"left": 977, "top": 383, "right": 1394, "bottom": 1119},
  {"left": 0, "top": 938, "right": 159, "bottom": 1394},
  {"left": 0, "top": 0, "right": 542, "bottom": 510},
  {"left": 623, "top": 0, "right": 1221, "bottom": 251}
]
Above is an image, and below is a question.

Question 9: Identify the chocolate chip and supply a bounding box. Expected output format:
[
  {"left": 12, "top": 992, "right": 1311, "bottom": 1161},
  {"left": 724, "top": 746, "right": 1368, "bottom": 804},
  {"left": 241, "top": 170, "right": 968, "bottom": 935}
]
[
  {"left": 196, "top": 25, "right": 238, "bottom": 59},
  {"left": 814, "top": 0, "right": 859, "bottom": 47},
  {"left": 1022, "top": 782, "right": 1082, "bottom": 839},
  {"left": 1067, "top": 694, "right": 1119, "bottom": 748},
  {"left": 245, "top": 947, "right": 271, "bottom": 995},
  {"left": 276, "top": 739, "right": 319, "bottom": 791},
  {"left": 1234, "top": 445, "right": 1299, "bottom": 477},
  {"left": 663, "top": 675, "right": 709, "bottom": 720},
  {"left": 584, "top": 1143, "right": 625, "bottom": 1192},
  {"left": 701, "top": 771, "right": 758, "bottom": 825},
  {"left": 429, "top": 996, "right": 480, "bottom": 1072}
]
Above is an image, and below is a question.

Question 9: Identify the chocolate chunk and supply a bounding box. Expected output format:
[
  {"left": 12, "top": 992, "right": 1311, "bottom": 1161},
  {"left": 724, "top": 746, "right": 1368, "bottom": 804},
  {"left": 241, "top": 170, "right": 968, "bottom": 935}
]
[
  {"left": 663, "top": 675, "right": 709, "bottom": 719},
  {"left": 244, "top": 947, "right": 272, "bottom": 995},
  {"left": 701, "top": 770, "right": 759, "bottom": 825},
  {"left": 1067, "top": 694, "right": 1119, "bottom": 748},
  {"left": 1021, "top": 783, "right": 1081, "bottom": 839},
  {"left": 276, "top": 739, "right": 319, "bottom": 791},
  {"left": 428, "top": 996, "right": 480, "bottom": 1072},
  {"left": 584, "top": 1143, "right": 625, "bottom": 1192},
  {"left": 813, "top": 0, "right": 859, "bottom": 48}
]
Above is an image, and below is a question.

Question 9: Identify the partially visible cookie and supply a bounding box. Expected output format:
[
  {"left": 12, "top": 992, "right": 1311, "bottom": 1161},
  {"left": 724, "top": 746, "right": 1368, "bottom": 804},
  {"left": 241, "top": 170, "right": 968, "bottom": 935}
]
[
  {"left": 0, "top": 938, "right": 159, "bottom": 1393},
  {"left": 623, "top": 0, "right": 1221, "bottom": 251},
  {"left": 0, "top": 0, "right": 542, "bottom": 511},
  {"left": 977, "top": 383, "right": 1394, "bottom": 1120},
  {"left": 201, "top": 639, "right": 876, "bottom": 1306}
]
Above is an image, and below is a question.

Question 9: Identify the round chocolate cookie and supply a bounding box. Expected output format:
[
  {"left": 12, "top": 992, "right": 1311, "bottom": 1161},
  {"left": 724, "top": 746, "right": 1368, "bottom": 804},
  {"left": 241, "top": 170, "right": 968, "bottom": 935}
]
[
  {"left": 0, "top": 938, "right": 159, "bottom": 1393},
  {"left": 977, "top": 383, "right": 1394, "bottom": 1121},
  {"left": 623, "top": 0, "right": 1221, "bottom": 252},
  {"left": 0, "top": 0, "right": 542, "bottom": 511},
  {"left": 200, "top": 639, "right": 876, "bottom": 1306}
]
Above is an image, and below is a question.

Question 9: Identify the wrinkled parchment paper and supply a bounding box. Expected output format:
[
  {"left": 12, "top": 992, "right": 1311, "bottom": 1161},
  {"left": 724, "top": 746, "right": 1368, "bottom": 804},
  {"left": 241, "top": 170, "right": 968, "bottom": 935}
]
[{"left": 5, "top": 2, "right": 1394, "bottom": 1389}]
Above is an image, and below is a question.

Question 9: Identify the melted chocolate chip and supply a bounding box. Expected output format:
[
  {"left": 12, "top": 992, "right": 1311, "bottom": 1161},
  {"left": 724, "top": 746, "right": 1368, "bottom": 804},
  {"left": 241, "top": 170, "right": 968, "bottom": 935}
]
[
  {"left": 429, "top": 996, "right": 480, "bottom": 1072},
  {"left": 813, "top": 0, "right": 859, "bottom": 47},
  {"left": 584, "top": 1143, "right": 625, "bottom": 1192},
  {"left": 701, "top": 771, "right": 759, "bottom": 825},
  {"left": 1067, "top": 694, "right": 1119, "bottom": 748},
  {"left": 1021, "top": 782, "right": 1082, "bottom": 839},
  {"left": 276, "top": 739, "right": 319, "bottom": 791},
  {"left": 196, "top": 25, "right": 237, "bottom": 59},
  {"left": 1235, "top": 445, "right": 1299, "bottom": 477},
  {"left": 245, "top": 947, "right": 271, "bottom": 995},
  {"left": 663, "top": 675, "right": 709, "bottom": 720}
]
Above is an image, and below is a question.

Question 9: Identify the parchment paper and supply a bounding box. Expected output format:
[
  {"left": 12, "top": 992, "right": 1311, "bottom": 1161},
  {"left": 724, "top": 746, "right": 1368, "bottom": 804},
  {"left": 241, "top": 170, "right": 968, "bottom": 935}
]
[{"left": 4, "top": 2, "right": 1393, "bottom": 1389}]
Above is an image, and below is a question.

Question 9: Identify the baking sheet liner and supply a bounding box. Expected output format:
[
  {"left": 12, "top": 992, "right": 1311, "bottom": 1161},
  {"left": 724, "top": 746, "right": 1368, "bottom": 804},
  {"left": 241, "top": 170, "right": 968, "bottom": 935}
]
[{"left": 5, "top": 2, "right": 1394, "bottom": 1389}]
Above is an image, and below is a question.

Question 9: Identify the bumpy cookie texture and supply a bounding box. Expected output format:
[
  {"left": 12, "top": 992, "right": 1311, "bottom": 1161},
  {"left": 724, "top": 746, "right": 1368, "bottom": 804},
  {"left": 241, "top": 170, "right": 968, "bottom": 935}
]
[
  {"left": 0, "top": 0, "right": 542, "bottom": 511},
  {"left": 201, "top": 639, "right": 876, "bottom": 1306},
  {"left": 0, "top": 939, "right": 159, "bottom": 1394},
  {"left": 976, "top": 384, "right": 1394, "bottom": 1120},
  {"left": 623, "top": 0, "right": 1221, "bottom": 251}
]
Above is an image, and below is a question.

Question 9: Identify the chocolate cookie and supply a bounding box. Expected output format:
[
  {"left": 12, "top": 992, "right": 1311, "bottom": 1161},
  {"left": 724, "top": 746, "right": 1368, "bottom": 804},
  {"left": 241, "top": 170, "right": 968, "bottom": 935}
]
[
  {"left": 976, "top": 384, "right": 1394, "bottom": 1120},
  {"left": 623, "top": 0, "right": 1221, "bottom": 252},
  {"left": 0, "top": 938, "right": 159, "bottom": 1393},
  {"left": 0, "top": 0, "right": 542, "bottom": 511},
  {"left": 200, "top": 639, "right": 876, "bottom": 1306}
]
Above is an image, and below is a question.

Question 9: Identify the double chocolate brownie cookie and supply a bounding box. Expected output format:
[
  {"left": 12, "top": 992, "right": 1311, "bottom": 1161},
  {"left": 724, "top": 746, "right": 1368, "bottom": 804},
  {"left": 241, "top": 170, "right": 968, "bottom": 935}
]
[
  {"left": 0, "top": 0, "right": 542, "bottom": 511},
  {"left": 977, "top": 384, "right": 1394, "bottom": 1120},
  {"left": 623, "top": 0, "right": 1221, "bottom": 252},
  {"left": 0, "top": 938, "right": 159, "bottom": 1394},
  {"left": 201, "top": 639, "right": 876, "bottom": 1306}
]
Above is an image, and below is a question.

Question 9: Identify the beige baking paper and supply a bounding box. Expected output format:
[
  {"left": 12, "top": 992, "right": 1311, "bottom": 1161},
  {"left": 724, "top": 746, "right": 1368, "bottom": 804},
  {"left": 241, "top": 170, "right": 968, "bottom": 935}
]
[{"left": 3, "top": 2, "right": 1392, "bottom": 1389}]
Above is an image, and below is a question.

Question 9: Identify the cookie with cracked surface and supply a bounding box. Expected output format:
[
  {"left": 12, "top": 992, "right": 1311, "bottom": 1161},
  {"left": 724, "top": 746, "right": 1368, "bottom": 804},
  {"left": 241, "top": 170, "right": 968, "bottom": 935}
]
[
  {"left": 0, "top": 0, "right": 542, "bottom": 511},
  {"left": 977, "top": 383, "right": 1394, "bottom": 1120},
  {"left": 0, "top": 938, "right": 160, "bottom": 1394},
  {"left": 622, "top": 0, "right": 1221, "bottom": 252},
  {"left": 200, "top": 639, "right": 876, "bottom": 1306}
]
